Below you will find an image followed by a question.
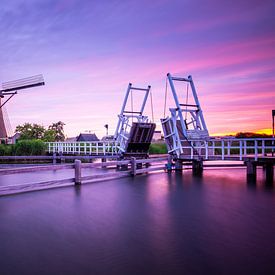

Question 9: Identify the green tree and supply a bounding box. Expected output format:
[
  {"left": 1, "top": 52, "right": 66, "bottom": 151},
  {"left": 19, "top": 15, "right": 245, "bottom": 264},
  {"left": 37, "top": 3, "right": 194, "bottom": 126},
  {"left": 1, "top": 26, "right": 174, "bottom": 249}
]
[
  {"left": 48, "top": 121, "right": 65, "bottom": 141},
  {"left": 16, "top": 123, "right": 46, "bottom": 140},
  {"left": 43, "top": 129, "right": 56, "bottom": 142}
]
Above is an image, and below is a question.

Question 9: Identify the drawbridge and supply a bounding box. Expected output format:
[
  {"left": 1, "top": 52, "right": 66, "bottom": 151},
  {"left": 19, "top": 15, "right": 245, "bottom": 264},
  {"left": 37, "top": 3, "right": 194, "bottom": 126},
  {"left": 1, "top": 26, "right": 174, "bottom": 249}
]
[
  {"left": 46, "top": 73, "right": 274, "bottom": 181},
  {"left": 114, "top": 83, "right": 155, "bottom": 158},
  {"left": 48, "top": 82, "right": 156, "bottom": 159},
  {"left": 161, "top": 73, "right": 209, "bottom": 159}
]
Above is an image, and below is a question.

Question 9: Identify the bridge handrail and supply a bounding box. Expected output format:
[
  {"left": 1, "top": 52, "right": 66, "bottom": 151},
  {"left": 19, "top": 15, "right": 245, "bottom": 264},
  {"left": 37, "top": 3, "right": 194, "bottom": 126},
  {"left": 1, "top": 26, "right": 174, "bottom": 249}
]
[
  {"left": 182, "top": 138, "right": 275, "bottom": 141},
  {"left": 177, "top": 137, "right": 275, "bottom": 161},
  {"left": 46, "top": 140, "right": 119, "bottom": 155}
]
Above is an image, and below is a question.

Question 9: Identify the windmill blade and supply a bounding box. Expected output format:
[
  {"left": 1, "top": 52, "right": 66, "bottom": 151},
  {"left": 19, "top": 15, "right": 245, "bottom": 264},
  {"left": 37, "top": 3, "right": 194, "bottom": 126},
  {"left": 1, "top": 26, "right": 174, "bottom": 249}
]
[
  {"left": 2, "top": 105, "right": 13, "bottom": 137},
  {"left": 1, "top": 74, "right": 45, "bottom": 93}
]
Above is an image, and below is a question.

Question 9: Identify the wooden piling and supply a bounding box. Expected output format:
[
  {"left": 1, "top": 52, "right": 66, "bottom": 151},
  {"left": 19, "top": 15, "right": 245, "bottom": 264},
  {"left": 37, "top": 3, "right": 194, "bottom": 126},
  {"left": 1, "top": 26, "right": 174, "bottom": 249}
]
[
  {"left": 175, "top": 160, "right": 183, "bottom": 171},
  {"left": 265, "top": 164, "right": 274, "bottom": 184},
  {"left": 192, "top": 159, "right": 203, "bottom": 176},
  {"left": 101, "top": 158, "right": 106, "bottom": 168},
  {"left": 246, "top": 160, "right": 256, "bottom": 182},
  {"left": 74, "top": 159, "right": 82, "bottom": 185},
  {"left": 166, "top": 155, "right": 173, "bottom": 171},
  {"left": 60, "top": 152, "right": 65, "bottom": 163},
  {"left": 53, "top": 153, "right": 56, "bottom": 164},
  {"left": 130, "top": 157, "right": 136, "bottom": 176}
]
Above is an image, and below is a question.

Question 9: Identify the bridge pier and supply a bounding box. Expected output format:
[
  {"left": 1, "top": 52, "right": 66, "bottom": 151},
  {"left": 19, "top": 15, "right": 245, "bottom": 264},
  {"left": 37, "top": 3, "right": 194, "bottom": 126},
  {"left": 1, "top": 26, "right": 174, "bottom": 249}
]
[
  {"left": 246, "top": 160, "right": 257, "bottom": 182},
  {"left": 175, "top": 160, "right": 183, "bottom": 171},
  {"left": 192, "top": 160, "right": 203, "bottom": 176},
  {"left": 265, "top": 163, "right": 274, "bottom": 184},
  {"left": 246, "top": 160, "right": 274, "bottom": 184},
  {"left": 166, "top": 155, "right": 173, "bottom": 171}
]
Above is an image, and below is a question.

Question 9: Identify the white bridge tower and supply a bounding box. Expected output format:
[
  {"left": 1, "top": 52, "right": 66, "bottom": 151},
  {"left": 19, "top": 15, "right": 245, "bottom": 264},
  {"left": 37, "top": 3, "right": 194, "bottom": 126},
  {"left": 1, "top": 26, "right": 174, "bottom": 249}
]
[
  {"left": 114, "top": 83, "right": 155, "bottom": 157},
  {"left": 161, "top": 73, "right": 209, "bottom": 158}
]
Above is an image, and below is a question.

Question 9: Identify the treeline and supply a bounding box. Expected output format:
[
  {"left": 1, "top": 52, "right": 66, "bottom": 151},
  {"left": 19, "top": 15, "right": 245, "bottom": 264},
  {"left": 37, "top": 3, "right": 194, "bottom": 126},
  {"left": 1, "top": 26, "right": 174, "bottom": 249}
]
[
  {"left": 235, "top": 132, "right": 272, "bottom": 138},
  {"left": 0, "top": 140, "right": 46, "bottom": 156},
  {"left": 0, "top": 121, "right": 66, "bottom": 156},
  {"left": 15, "top": 121, "right": 65, "bottom": 142}
]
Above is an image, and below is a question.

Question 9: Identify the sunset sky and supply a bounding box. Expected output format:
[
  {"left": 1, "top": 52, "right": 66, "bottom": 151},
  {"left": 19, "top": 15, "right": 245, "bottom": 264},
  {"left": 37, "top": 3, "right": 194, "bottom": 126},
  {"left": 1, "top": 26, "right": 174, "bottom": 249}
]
[{"left": 0, "top": 0, "right": 274, "bottom": 138}]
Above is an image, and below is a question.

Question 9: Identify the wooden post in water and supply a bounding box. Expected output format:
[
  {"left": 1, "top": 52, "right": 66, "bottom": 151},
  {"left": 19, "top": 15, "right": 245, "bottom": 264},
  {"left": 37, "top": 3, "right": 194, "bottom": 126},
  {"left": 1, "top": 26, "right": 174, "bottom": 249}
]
[
  {"left": 101, "top": 158, "right": 106, "bottom": 168},
  {"left": 166, "top": 155, "right": 173, "bottom": 171},
  {"left": 75, "top": 159, "right": 82, "bottom": 185},
  {"left": 60, "top": 152, "right": 65, "bottom": 163},
  {"left": 192, "top": 159, "right": 203, "bottom": 176},
  {"left": 130, "top": 157, "right": 136, "bottom": 176},
  {"left": 265, "top": 163, "right": 274, "bottom": 184},
  {"left": 246, "top": 160, "right": 256, "bottom": 182},
  {"left": 53, "top": 153, "right": 56, "bottom": 164},
  {"left": 175, "top": 159, "right": 183, "bottom": 171}
]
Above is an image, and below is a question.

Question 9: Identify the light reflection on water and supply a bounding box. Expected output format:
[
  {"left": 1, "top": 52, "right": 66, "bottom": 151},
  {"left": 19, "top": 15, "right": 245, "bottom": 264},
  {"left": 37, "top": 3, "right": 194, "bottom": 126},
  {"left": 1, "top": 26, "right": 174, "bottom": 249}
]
[{"left": 0, "top": 168, "right": 274, "bottom": 275}]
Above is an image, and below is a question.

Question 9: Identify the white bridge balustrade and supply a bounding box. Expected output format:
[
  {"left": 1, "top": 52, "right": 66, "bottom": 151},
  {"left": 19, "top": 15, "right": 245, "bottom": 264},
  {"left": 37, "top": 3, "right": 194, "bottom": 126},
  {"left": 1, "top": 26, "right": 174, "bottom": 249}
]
[
  {"left": 46, "top": 138, "right": 275, "bottom": 161},
  {"left": 46, "top": 141, "right": 119, "bottom": 156},
  {"left": 171, "top": 138, "right": 275, "bottom": 161}
]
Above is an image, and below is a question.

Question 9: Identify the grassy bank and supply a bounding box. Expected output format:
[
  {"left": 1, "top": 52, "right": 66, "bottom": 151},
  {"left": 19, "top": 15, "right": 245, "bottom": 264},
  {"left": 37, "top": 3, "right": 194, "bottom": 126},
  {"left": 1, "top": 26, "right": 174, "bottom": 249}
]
[{"left": 149, "top": 143, "right": 167, "bottom": 154}]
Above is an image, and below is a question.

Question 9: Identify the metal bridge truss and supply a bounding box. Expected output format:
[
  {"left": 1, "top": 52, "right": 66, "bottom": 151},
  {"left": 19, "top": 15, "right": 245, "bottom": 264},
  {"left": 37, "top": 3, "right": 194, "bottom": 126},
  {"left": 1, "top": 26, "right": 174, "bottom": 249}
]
[{"left": 161, "top": 73, "right": 209, "bottom": 158}]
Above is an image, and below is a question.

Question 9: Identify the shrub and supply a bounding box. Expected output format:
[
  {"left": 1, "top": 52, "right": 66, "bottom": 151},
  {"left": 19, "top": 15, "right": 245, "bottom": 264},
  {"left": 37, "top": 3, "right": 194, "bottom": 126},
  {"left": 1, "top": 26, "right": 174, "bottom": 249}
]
[
  {"left": 0, "top": 144, "right": 6, "bottom": 156},
  {"left": 0, "top": 144, "right": 13, "bottom": 156},
  {"left": 14, "top": 140, "right": 47, "bottom": 156},
  {"left": 149, "top": 143, "right": 167, "bottom": 154}
]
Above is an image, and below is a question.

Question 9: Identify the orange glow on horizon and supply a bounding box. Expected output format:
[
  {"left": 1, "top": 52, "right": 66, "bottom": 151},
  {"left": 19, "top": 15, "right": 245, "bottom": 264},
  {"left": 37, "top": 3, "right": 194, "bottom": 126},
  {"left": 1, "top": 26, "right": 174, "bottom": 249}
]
[{"left": 211, "top": 128, "right": 273, "bottom": 137}]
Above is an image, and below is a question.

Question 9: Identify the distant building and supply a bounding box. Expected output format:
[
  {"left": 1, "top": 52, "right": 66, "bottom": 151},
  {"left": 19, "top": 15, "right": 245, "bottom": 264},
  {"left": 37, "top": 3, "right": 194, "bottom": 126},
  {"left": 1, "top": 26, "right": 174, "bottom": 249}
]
[
  {"left": 77, "top": 133, "right": 99, "bottom": 142},
  {"left": 7, "top": 132, "right": 21, "bottom": 144},
  {"left": 65, "top": 137, "right": 77, "bottom": 142},
  {"left": 152, "top": 130, "right": 162, "bottom": 141},
  {"left": 101, "top": 135, "right": 114, "bottom": 141}
]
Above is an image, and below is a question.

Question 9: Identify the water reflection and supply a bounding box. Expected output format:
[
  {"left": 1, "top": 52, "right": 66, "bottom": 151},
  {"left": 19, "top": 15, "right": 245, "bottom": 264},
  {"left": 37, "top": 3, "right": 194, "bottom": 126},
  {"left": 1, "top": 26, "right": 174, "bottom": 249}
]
[
  {"left": 74, "top": 184, "right": 82, "bottom": 197},
  {"left": 0, "top": 168, "right": 274, "bottom": 274}
]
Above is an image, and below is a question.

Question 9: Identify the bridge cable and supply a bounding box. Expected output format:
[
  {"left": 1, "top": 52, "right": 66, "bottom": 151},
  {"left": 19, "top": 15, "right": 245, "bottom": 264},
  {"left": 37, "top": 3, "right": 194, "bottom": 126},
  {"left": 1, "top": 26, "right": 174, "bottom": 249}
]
[
  {"left": 163, "top": 77, "right": 168, "bottom": 118},
  {"left": 185, "top": 82, "right": 189, "bottom": 121},
  {"left": 150, "top": 88, "right": 154, "bottom": 123},
  {"left": 131, "top": 89, "right": 133, "bottom": 124}
]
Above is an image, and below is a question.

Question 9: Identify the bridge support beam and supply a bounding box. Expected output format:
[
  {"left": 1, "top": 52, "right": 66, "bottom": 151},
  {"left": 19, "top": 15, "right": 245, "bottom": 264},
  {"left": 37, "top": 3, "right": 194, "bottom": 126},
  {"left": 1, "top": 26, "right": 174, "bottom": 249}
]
[
  {"left": 265, "top": 164, "right": 274, "bottom": 184},
  {"left": 175, "top": 160, "right": 183, "bottom": 171},
  {"left": 130, "top": 157, "right": 137, "bottom": 176},
  {"left": 192, "top": 160, "right": 203, "bottom": 176},
  {"left": 246, "top": 161, "right": 256, "bottom": 182},
  {"left": 166, "top": 155, "right": 173, "bottom": 171}
]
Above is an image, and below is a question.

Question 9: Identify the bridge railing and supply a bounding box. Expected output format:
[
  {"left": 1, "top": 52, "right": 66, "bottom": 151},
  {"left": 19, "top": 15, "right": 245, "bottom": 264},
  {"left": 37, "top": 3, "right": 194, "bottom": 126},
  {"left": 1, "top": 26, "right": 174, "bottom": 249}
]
[
  {"left": 0, "top": 157, "right": 167, "bottom": 196},
  {"left": 46, "top": 141, "right": 119, "bottom": 155},
  {"left": 180, "top": 138, "right": 275, "bottom": 161}
]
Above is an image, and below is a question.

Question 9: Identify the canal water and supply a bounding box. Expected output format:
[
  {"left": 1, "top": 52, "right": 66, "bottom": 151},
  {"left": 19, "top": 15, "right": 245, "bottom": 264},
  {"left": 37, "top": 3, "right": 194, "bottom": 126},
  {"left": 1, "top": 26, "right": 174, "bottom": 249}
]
[{"left": 0, "top": 168, "right": 274, "bottom": 275}]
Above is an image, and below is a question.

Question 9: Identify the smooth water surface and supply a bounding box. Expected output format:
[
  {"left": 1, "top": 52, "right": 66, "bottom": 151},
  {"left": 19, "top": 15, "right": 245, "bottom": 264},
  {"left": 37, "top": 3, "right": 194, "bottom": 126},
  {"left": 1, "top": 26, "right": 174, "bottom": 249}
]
[{"left": 0, "top": 168, "right": 274, "bottom": 275}]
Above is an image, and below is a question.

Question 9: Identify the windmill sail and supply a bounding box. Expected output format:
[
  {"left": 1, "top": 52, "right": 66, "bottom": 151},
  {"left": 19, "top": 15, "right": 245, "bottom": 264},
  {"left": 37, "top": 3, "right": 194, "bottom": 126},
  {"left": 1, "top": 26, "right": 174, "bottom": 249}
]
[
  {"left": 0, "top": 74, "right": 45, "bottom": 141},
  {"left": 1, "top": 75, "right": 44, "bottom": 93},
  {"left": 0, "top": 99, "right": 8, "bottom": 139}
]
